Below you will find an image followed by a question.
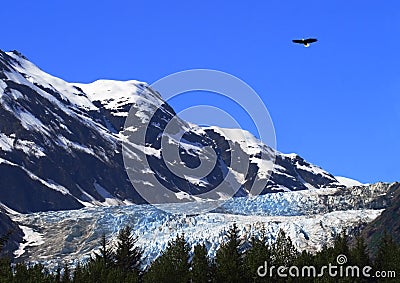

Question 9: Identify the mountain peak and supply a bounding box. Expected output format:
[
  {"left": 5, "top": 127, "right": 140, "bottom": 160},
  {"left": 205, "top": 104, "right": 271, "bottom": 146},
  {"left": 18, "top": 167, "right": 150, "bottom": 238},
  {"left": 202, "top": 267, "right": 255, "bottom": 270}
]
[
  {"left": 8, "top": 50, "right": 28, "bottom": 60},
  {"left": 1, "top": 52, "right": 348, "bottom": 213}
]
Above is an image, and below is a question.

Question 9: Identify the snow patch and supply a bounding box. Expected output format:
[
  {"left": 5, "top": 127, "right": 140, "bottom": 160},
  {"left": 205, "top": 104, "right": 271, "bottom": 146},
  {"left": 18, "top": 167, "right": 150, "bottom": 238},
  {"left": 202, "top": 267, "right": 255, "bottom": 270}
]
[
  {"left": 14, "top": 225, "right": 44, "bottom": 258},
  {"left": 335, "top": 176, "right": 364, "bottom": 188},
  {"left": 6, "top": 52, "right": 97, "bottom": 111},
  {"left": 0, "top": 133, "right": 14, "bottom": 152}
]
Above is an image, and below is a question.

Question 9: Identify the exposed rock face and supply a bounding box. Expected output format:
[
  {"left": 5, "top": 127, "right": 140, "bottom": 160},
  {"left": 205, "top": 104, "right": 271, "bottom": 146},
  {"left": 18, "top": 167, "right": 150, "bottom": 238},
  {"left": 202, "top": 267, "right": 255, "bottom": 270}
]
[
  {"left": 0, "top": 50, "right": 343, "bottom": 213},
  {"left": 0, "top": 208, "right": 23, "bottom": 257},
  {"left": 359, "top": 182, "right": 400, "bottom": 249}
]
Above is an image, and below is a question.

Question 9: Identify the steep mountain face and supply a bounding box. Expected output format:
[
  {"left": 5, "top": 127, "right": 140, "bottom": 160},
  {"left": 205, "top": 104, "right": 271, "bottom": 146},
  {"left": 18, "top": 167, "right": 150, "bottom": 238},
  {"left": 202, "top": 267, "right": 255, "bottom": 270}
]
[
  {"left": 359, "top": 182, "right": 400, "bottom": 249},
  {"left": 0, "top": 50, "right": 142, "bottom": 213},
  {"left": 0, "top": 207, "right": 23, "bottom": 257},
  {"left": 0, "top": 50, "right": 345, "bottom": 213}
]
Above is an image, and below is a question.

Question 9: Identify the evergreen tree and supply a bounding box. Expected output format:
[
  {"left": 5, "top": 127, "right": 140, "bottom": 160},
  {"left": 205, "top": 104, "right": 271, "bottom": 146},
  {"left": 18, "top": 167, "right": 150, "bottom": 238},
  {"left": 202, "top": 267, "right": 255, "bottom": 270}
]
[
  {"left": 61, "top": 262, "right": 71, "bottom": 283},
  {"left": 333, "top": 229, "right": 350, "bottom": 258},
  {"left": 215, "top": 223, "right": 243, "bottom": 282},
  {"left": 243, "top": 235, "right": 272, "bottom": 283},
  {"left": 12, "top": 263, "right": 54, "bottom": 283},
  {"left": 271, "top": 229, "right": 298, "bottom": 267},
  {"left": 374, "top": 231, "right": 400, "bottom": 279},
  {"left": 115, "top": 225, "right": 143, "bottom": 273},
  {"left": 191, "top": 243, "right": 211, "bottom": 283},
  {"left": 0, "top": 258, "right": 12, "bottom": 283},
  {"left": 93, "top": 233, "right": 114, "bottom": 268},
  {"left": 72, "top": 262, "right": 84, "bottom": 283},
  {"left": 82, "top": 259, "right": 110, "bottom": 283},
  {"left": 350, "top": 236, "right": 370, "bottom": 267},
  {"left": 144, "top": 233, "right": 190, "bottom": 283},
  {"left": 292, "top": 250, "right": 315, "bottom": 283},
  {"left": 79, "top": 229, "right": 141, "bottom": 283}
]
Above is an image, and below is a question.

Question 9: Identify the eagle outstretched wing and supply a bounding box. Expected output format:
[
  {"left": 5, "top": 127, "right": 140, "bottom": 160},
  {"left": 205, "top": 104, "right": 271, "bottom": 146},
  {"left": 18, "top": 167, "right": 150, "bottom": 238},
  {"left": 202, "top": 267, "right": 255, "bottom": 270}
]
[
  {"left": 292, "top": 38, "right": 318, "bottom": 46},
  {"left": 304, "top": 38, "right": 317, "bottom": 43}
]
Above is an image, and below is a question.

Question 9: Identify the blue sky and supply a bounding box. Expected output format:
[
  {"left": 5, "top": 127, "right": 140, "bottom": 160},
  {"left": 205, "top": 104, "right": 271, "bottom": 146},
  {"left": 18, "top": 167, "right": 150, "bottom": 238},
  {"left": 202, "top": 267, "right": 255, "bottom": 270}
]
[{"left": 2, "top": 1, "right": 400, "bottom": 183}]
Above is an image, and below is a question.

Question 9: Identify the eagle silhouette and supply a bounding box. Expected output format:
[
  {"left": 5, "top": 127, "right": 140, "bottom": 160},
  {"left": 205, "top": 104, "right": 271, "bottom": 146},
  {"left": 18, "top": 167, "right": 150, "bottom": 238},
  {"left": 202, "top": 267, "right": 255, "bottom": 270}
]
[{"left": 292, "top": 38, "right": 317, "bottom": 47}]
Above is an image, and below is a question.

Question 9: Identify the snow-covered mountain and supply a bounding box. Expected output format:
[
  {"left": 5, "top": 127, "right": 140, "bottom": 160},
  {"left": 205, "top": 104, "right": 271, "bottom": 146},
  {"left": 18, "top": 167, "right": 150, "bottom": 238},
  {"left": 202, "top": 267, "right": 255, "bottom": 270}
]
[
  {"left": 1, "top": 50, "right": 397, "bottom": 268},
  {"left": 0, "top": 50, "right": 348, "bottom": 214}
]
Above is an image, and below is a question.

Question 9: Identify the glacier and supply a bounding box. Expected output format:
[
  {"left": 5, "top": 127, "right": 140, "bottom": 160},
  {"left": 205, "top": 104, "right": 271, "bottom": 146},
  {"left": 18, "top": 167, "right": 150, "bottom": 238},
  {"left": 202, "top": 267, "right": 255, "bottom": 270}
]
[{"left": 7, "top": 182, "right": 396, "bottom": 269}]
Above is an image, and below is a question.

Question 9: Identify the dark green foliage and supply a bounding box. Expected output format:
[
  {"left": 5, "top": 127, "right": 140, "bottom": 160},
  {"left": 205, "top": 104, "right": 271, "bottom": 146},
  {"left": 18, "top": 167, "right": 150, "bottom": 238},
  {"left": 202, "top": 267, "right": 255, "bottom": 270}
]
[
  {"left": 243, "top": 235, "right": 272, "bottom": 282},
  {"left": 0, "top": 258, "right": 12, "bottom": 283},
  {"left": 72, "top": 262, "right": 83, "bottom": 283},
  {"left": 13, "top": 263, "right": 55, "bottom": 283},
  {"left": 271, "top": 229, "right": 298, "bottom": 267},
  {"left": 374, "top": 231, "right": 400, "bottom": 282},
  {"left": 144, "top": 233, "right": 190, "bottom": 283},
  {"left": 55, "top": 266, "right": 61, "bottom": 282},
  {"left": 191, "top": 243, "right": 212, "bottom": 283},
  {"left": 74, "top": 225, "right": 141, "bottom": 283},
  {"left": 115, "top": 225, "right": 142, "bottom": 273},
  {"left": 333, "top": 230, "right": 350, "bottom": 257},
  {"left": 92, "top": 233, "right": 114, "bottom": 268},
  {"left": 215, "top": 223, "right": 243, "bottom": 282},
  {"left": 350, "top": 236, "right": 370, "bottom": 267}
]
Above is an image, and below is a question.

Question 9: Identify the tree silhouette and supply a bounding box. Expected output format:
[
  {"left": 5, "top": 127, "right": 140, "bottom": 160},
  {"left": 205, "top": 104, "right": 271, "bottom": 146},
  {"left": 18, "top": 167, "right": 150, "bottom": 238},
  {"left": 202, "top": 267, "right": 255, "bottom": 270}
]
[
  {"left": 191, "top": 243, "right": 212, "bottom": 283},
  {"left": 215, "top": 223, "right": 243, "bottom": 282},
  {"left": 115, "top": 225, "right": 143, "bottom": 273},
  {"left": 144, "top": 233, "right": 190, "bottom": 283}
]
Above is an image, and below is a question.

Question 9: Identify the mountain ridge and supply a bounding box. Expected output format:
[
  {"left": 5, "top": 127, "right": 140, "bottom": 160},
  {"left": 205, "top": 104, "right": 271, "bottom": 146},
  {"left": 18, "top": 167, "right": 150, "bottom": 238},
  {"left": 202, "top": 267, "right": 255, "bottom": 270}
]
[{"left": 0, "top": 49, "right": 351, "bottom": 214}]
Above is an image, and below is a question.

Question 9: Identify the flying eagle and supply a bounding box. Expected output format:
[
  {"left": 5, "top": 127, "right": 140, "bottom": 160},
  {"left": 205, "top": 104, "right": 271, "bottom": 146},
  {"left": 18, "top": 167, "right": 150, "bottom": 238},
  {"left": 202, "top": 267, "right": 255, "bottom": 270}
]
[{"left": 292, "top": 38, "right": 317, "bottom": 47}]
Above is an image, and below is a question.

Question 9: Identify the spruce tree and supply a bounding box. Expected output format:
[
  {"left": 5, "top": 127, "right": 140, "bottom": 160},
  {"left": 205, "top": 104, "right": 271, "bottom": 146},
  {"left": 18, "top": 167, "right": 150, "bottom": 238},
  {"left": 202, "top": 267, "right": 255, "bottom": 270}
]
[
  {"left": 83, "top": 227, "right": 142, "bottom": 283},
  {"left": 350, "top": 236, "right": 370, "bottom": 267},
  {"left": 115, "top": 225, "right": 143, "bottom": 273},
  {"left": 271, "top": 229, "right": 298, "bottom": 267},
  {"left": 93, "top": 233, "right": 114, "bottom": 268},
  {"left": 293, "top": 250, "right": 315, "bottom": 283},
  {"left": 55, "top": 266, "right": 62, "bottom": 283},
  {"left": 144, "top": 233, "right": 190, "bottom": 283},
  {"left": 191, "top": 243, "right": 211, "bottom": 283},
  {"left": 333, "top": 229, "right": 350, "bottom": 258},
  {"left": 215, "top": 223, "right": 243, "bottom": 282},
  {"left": 374, "top": 231, "right": 400, "bottom": 278},
  {"left": 72, "top": 262, "right": 84, "bottom": 283},
  {"left": 84, "top": 258, "right": 111, "bottom": 283},
  {"left": 243, "top": 235, "right": 271, "bottom": 282}
]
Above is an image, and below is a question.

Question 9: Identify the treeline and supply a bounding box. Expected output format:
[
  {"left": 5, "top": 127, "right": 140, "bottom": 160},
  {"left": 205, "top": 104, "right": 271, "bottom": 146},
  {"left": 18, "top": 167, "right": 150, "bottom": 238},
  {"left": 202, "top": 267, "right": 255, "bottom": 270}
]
[{"left": 0, "top": 223, "right": 399, "bottom": 282}]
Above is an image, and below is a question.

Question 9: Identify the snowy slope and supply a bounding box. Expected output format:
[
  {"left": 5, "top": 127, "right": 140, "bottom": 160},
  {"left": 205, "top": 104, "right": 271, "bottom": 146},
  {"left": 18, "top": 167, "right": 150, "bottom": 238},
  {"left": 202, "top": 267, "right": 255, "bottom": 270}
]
[
  {"left": 0, "top": 49, "right": 349, "bottom": 214},
  {"left": 74, "top": 79, "right": 154, "bottom": 117},
  {"left": 335, "top": 176, "right": 364, "bottom": 188}
]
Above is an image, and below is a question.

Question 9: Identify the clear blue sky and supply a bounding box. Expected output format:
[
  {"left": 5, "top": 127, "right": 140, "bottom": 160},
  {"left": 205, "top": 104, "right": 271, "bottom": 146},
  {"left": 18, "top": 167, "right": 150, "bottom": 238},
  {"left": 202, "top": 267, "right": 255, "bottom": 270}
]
[{"left": 2, "top": 1, "right": 399, "bottom": 183}]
